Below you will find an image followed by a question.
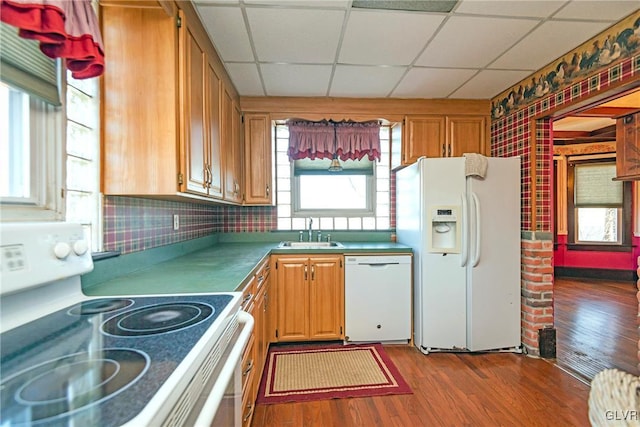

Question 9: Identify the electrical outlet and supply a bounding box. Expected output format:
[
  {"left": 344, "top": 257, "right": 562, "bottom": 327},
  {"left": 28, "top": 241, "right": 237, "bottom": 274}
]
[{"left": 173, "top": 214, "right": 179, "bottom": 230}]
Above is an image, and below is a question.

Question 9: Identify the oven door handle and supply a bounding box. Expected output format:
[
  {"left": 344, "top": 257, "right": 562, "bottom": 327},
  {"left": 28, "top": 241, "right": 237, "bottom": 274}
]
[{"left": 194, "top": 310, "right": 254, "bottom": 427}]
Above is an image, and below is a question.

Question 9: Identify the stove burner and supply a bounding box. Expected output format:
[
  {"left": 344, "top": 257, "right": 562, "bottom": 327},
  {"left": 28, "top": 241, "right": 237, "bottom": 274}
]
[
  {"left": 1, "top": 349, "right": 148, "bottom": 424},
  {"left": 102, "top": 302, "right": 214, "bottom": 336},
  {"left": 68, "top": 298, "right": 134, "bottom": 315}
]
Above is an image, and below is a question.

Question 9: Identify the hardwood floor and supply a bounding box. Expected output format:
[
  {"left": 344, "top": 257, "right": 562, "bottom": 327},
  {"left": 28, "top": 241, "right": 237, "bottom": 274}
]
[
  {"left": 554, "top": 277, "right": 639, "bottom": 382},
  {"left": 251, "top": 277, "right": 639, "bottom": 426},
  {"left": 251, "top": 347, "right": 590, "bottom": 426}
]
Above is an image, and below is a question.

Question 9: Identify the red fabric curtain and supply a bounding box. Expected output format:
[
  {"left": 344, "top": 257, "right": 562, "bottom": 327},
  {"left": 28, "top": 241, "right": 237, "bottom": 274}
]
[
  {"left": 335, "top": 120, "right": 380, "bottom": 161},
  {"left": 287, "top": 120, "right": 335, "bottom": 161},
  {"left": 287, "top": 119, "right": 381, "bottom": 161},
  {"left": 1, "top": 0, "right": 104, "bottom": 79}
]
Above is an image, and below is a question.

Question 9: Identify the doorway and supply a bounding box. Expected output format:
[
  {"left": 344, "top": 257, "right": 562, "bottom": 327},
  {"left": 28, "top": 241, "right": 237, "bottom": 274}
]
[{"left": 551, "top": 88, "right": 639, "bottom": 382}]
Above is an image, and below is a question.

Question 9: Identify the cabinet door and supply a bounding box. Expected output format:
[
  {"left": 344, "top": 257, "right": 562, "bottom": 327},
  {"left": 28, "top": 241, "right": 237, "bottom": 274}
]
[
  {"left": 233, "top": 100, "right": 244, "bottom": 200},
  {"left": 101, "top": 5, "right": 179, "bottom": 195},
  {"left": 616, "top": 113, "right": 640, "bottom": 179},
  {"left": 223, "top": 88, "right": 242, "bottom": 203},
  {"left": 243, "top": 113, "right": 272, "bottom": 205},
  {"left": 275, "top": 257, "right": 309, "bottom": 341},
  {"left": 447, "top": 116, "right": 487, "bottom": 157},
  {"left": 404, "top": 116, "right": 446, "bottom": 162},
  {"left": 254, "top": 285, "right": 266, "bottom": 385},
  {"left": 182, "top": 21, "right": 208, "bottom": 196},
  {"left": 309, "top": 256, "right": 344, "bottom": 340},
  {"left": 206, "top": 60, "right": 224, "bottom": 198}
]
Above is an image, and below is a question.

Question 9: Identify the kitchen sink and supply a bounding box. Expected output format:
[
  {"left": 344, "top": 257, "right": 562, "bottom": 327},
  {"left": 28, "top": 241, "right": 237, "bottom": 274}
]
[{"left": 278, "top": 241, "right": 344, "bottom": 249}]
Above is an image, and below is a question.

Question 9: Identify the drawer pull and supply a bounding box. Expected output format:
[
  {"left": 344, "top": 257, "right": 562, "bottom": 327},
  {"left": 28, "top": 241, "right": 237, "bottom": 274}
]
[
  {"left": 243, "top": 403, "right": 254, "bottom": 422},
  {"left": 243, "top": 359, "right": 254, "bottom": 377},
  {"left": 242, "top": 293, "right": 253, "bottom": 306}
]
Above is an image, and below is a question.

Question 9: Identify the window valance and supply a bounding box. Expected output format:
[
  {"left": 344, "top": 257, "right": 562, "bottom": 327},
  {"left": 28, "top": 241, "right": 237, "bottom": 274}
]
[
  {"left": 0, "top": 0, "right": 104, "bottom": 79},
  {"left": 287, "top": 119, "right": 381, "bottom": 162}
]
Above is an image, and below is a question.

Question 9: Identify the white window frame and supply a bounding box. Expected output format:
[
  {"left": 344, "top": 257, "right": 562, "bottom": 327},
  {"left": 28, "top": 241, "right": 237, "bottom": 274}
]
[
  {"left": 0, "top": 86, "right": 65, "bottom": 221},
  {"left": 291, "top": 163, "right": 377, "bottom": 218}
]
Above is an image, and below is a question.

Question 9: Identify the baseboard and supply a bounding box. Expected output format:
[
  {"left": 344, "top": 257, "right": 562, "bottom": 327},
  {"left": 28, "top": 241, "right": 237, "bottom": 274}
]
[{"left": 554, "top": 266, "right": 638, "bottom": 281}]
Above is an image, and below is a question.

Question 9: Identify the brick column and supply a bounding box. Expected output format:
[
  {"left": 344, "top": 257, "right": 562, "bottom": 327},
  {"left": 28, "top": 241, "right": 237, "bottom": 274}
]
[{"left": 521, "top": 237, "right": 554, "bottom": 356}]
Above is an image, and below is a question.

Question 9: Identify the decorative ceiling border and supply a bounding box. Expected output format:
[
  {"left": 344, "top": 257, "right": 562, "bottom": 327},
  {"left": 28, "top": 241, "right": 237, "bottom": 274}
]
[{"left": 491, "top": 10, "right": 640, "bottom": 120}]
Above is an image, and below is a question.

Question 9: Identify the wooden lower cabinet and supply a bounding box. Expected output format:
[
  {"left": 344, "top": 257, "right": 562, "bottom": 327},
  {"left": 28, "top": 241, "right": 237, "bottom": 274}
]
[
  {"left": 272, "top": 255, "right": 344, "bottom": 342},
  {"left": 240, "top": 260, "right": 271, "bottom": 427}
]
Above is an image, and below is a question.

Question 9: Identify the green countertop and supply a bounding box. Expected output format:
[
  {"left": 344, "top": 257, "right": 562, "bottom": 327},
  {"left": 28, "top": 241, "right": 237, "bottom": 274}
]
[{"left": 83, "top": 241, "right": 411, "bottom": 297}]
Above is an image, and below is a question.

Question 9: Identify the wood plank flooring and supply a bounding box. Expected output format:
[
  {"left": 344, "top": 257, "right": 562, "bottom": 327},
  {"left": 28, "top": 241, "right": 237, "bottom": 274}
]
[
  {"left": 251, "top": 347, "right": 590, "bottom": 426},
  {"left": 252, "top": 277, "right": 639, "bottom": 426},
  {"left": 554, "top": 277, "right": 639, "bottom": 382}
]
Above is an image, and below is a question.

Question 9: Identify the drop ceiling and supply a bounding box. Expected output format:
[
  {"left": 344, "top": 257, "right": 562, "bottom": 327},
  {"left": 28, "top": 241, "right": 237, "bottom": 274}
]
[{"left": 192, "top": 0, "right": 639, "bottom": 99}]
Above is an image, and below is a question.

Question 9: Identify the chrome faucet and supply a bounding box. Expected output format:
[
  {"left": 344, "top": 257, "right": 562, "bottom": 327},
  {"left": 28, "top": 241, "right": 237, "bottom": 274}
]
[{"left": 307, "top": 218, "right": 313, "bottom": 242}]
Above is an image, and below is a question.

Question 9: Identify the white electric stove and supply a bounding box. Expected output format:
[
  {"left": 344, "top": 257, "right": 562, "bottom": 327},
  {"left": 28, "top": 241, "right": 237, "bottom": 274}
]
[{"left": 0, "top": 222, "right": 253, "bottom": 427}]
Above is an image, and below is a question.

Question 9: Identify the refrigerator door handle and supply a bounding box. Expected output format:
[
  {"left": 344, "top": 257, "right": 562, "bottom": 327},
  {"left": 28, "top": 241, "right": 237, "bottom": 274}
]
[
  {"left": 471, "top": 192, "right": 481, "bottom": 267},
  {"left": 460, "top": 193, "right": 468, "bottom": 267}
]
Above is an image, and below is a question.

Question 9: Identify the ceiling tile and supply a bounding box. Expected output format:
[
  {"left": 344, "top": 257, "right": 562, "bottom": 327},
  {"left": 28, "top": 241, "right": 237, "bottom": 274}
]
[
  {"left": 195, "top": 0, "right": 240, "bottom": 4},
  {"left": 329, "top": 65, "right": 407, "bottom": 97},
  {"left": 244, "top": 0, "right": 349, "bottom": 7},
  {"left": 454, "top": 0, "right": 565, "bottom": 18},
  {"left": 553, "top": 0, "right": 639, "bottom": 21},
  {"left": 449, "top": 69, "right": 533, "bottom": 99},
  {"left": 490, "top": 20, "right": 613, "bottom": 70},
  {"left": 391, "top": 68, "right": 478, "bottom": 98},
  {"left": 415, "top": 16, "right": 540, "bottom": 68},
  {"left": 246, "top": 8, "right": 345, "bottom": 63},
  {"left": 195, "top": 6, "right": 254, "bottom": 62},
  {"left": 338, "top": 10, "right": 444, "bottom": 66},
  {"left": 261, "top": 64, "right": 333, "bottom": 96},
  {"left": 224, "top": 63, "right": 264, "bottom": 96}
]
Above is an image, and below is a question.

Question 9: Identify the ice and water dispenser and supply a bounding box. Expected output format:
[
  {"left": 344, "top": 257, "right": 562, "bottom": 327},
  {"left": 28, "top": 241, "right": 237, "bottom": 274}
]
[{"left": 428, "top": 206, "right": 460, "bottom": 253}]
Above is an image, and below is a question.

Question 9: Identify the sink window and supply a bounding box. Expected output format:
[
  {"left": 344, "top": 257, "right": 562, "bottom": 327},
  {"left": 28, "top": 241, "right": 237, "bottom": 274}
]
[{"left": 275, "top": 123, "right": 391, "bottom": 231}]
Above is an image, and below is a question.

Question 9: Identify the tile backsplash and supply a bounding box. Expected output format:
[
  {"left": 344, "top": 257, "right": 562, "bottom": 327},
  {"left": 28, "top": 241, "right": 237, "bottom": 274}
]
[{"left": 103, "top": 196, "right": 277, "bottom": 254}]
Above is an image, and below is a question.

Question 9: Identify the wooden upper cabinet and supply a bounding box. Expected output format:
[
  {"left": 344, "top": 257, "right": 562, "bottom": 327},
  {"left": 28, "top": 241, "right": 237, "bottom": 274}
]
[
  {"left": 206, "top": 59, "right": 224, "bottom": 199},
  {"left": 243, "top": 113, "right": 273, "bottom": 205},
  {"left": 101, "top": 2, "right": 242, "bottom": 204},
  {"left": 101, "top": 4, "right": 180, "bottom": 195},
  {"left": 182, "top": 19, "right": 207, "bottom": 196},
  {"left": 404, "top": 116, "right": 446, "bottom": 163},
  {"left": 394, "top": 114, "right": 488, "bottom": 168},
  {"left": 223, "top": 88, "right": 242, "bottom": 203},
  {"left": 616, "top": 112, "right": 640, "bottom": 180},
  {"left": 447, "top": 115, "right": 487, "bottom": 157}
]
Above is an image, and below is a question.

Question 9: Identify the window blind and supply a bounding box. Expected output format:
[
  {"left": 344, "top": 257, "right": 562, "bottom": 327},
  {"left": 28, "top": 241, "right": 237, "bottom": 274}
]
[
  {"left": 574, "top": 163, "right": 622, "bottom": 207},
  {"left": 0, "top": 22, "right": 61, "bottom": 106},
  {"left": 293, "top": 157, "right": 374, "bottom": 176}
]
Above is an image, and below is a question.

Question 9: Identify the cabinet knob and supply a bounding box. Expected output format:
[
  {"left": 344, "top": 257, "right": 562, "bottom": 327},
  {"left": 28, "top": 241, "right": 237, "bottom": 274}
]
[{"left": 266, "top": 184, "right": 270, "bottom": 196}]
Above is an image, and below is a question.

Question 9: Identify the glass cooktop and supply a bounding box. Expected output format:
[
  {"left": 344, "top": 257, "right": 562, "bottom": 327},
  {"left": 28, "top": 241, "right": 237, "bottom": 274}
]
[{"left": 0, "top": 294, "right": 234, "bottom": 427}]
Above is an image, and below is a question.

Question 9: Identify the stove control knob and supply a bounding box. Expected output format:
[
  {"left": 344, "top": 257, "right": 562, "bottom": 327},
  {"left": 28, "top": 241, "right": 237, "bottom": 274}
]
[
  {"left": 53, "top": 242, "right": 71, "bottom": 259},
  {"left": 73, "top": 240, "right": 88, "bottom": 256}
]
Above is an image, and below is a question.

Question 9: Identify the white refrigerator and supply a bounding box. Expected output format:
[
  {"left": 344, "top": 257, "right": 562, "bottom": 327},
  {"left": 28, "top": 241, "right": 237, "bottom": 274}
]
[{"left": 396, "top": 156, "right": 521, "bottom": 354}]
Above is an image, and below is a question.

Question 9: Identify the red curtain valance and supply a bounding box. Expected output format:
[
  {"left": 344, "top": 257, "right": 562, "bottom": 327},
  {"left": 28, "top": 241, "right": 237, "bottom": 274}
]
[
  {"left": 287, "top": 119, "right": 381, "bottom": 162},
  {"left": 1, "top": 0, "right": 104, "bottom": 79}
]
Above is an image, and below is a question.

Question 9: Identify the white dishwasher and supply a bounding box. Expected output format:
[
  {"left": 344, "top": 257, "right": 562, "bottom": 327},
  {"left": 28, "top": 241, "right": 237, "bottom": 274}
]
[{"left": 344, "top": 255, "right": 412, "bottom": 343}]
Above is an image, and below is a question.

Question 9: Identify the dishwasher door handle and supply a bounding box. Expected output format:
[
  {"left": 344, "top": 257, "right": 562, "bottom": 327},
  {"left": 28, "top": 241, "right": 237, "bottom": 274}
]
[{"left": 357, "top": 262, "right": 400, "bottom": 267}]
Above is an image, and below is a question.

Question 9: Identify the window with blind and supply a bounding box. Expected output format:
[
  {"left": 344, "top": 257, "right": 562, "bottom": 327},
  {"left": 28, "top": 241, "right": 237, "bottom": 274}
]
[
  {"left": 275, "top": 123, "right": 391, "bottom": 230},
  {"left": 568, "top": 160, "right": 631, "bottom": 247},
  {"left": 1, "top": 17, "right": 101, "bottom": 251}
]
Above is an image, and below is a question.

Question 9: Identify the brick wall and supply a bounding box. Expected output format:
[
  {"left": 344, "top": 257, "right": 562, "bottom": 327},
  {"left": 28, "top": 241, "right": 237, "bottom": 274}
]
[{"left": 521, "top": 237, "right": 554, "bottom": 355}]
